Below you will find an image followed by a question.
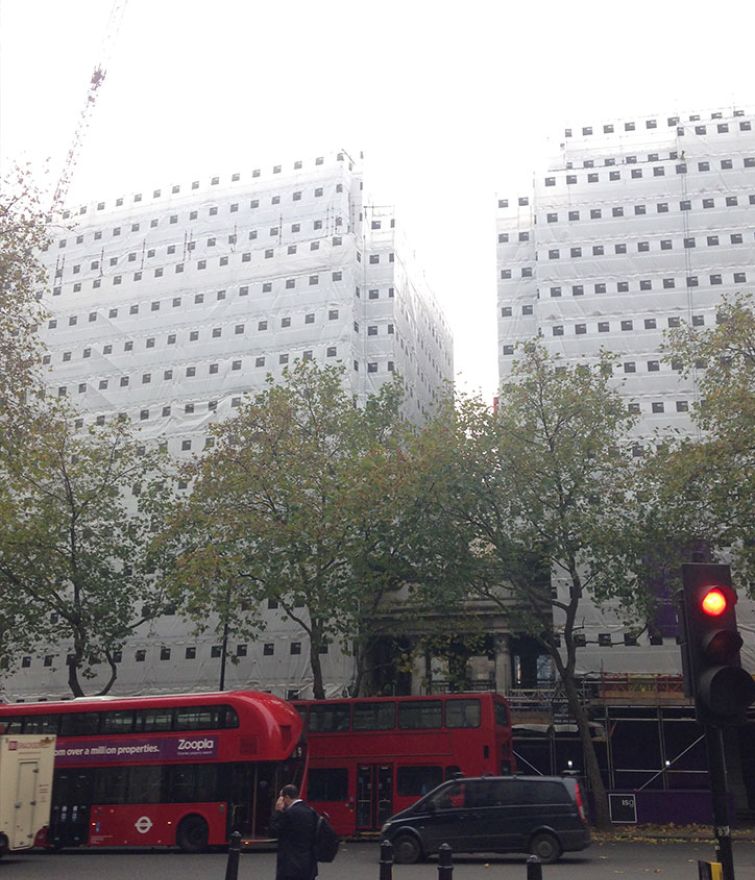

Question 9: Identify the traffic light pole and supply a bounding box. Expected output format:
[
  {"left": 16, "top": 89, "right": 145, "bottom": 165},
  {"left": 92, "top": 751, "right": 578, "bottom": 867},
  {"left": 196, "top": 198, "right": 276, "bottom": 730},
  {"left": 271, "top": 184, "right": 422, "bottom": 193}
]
[
  {"left": 705, "top": 724, "right": 735, "bottom": 880},
  {"left": 678, "top": 564, "right": 755, "bottom": 880}
]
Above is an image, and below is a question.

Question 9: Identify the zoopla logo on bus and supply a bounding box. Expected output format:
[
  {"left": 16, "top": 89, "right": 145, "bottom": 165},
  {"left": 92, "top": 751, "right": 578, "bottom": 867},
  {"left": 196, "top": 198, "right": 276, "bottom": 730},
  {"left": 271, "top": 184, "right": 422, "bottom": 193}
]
[{"left": 177, "top": 737, "right": 216, "bottom": 751}]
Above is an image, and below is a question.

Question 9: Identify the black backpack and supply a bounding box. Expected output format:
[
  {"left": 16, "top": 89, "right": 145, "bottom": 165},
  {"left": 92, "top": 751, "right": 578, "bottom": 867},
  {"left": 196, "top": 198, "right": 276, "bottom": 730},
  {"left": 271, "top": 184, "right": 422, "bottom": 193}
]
[{"left": 313, "top": 812, "right": 340, "bottom": 862}]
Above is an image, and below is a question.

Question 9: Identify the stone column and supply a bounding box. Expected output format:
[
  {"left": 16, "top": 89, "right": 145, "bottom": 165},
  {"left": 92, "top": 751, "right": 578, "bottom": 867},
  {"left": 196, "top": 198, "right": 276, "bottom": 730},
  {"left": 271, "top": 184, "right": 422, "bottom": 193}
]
[{"left": 494, "top": 633, "right": 512, "bottom": 693}]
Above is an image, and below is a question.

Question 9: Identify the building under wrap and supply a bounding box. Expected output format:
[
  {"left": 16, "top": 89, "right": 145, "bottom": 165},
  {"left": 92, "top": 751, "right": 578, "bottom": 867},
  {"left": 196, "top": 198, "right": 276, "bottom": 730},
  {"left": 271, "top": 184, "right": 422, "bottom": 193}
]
[
  {"left": 497, "top": 106, "right": 755, "bottom": 441},
  {"left": 495, "top": 106, "right": 755, "bottom": 685},
  {"left": 495, "top": 111, "right": 755, "bottom": 816},
  {"left": 3, "top": 150, "right": 454, "bottom": 701}
]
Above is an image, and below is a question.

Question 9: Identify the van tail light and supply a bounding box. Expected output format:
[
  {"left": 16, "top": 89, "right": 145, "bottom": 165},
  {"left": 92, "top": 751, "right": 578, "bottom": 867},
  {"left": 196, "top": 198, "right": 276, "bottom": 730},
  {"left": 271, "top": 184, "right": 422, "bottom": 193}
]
[{"left": 575, "top": 783, "right": 587, "bottom": 825}]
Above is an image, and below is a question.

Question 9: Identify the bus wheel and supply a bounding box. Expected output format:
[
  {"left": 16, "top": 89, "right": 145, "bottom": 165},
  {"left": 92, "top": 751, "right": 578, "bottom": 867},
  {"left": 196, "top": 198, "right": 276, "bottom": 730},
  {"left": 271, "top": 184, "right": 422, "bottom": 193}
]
[
  {"left": 392, "top": 834, "right": 422, "bottom": 864},
  {"left": 529, "top": 831, "right": 561, "bottom": 864},
  {"left": 177, "top": 815, "right": 209, "bottom": 853}
]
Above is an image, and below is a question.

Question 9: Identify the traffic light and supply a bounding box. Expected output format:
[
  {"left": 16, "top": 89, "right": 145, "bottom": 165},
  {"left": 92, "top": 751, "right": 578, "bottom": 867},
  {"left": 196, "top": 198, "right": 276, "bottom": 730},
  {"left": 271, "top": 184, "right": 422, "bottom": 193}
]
[{"left": 679, "top": 563, "right": 755, "bottom": 726}]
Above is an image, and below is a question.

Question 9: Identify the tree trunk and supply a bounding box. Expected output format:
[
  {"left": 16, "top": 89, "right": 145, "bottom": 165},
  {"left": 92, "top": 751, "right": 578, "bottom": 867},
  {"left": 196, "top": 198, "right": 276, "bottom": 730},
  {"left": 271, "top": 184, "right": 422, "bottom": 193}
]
[
  {"left": 562, "top": 670, "right": 610, "bottom": 829},
  {"left": 555, "top": 560, "right": 611, "bottom": 829},
  {"left": 351, "top": 635, "right": 367, "bottom": 697},
  {"left": 67, "top": 656, "right": 85, "bottom": 698},
  {"left": 96, "top": 651, "right": 119, "bottom": 696},
  {"left": 309, "top": 620, "right": 325, "bottom": 700}
]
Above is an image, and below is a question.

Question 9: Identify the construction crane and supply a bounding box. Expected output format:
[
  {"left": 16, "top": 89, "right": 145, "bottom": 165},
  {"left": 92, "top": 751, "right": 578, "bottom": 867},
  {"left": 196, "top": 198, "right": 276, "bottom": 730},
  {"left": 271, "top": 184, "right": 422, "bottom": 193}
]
[{"left": 50, "top": 0, "right": 129, "bottom": 214}]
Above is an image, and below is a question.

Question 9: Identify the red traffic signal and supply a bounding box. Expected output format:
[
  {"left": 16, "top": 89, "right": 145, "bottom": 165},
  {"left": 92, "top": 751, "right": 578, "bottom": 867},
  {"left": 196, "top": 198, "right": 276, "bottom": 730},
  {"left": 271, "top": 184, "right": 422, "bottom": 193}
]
[
  {"left": 679, "top": 564, "right": 755, "bottom": 726},
  {"left": 701, "top": 588, "right": 728, "bottom": 617}
]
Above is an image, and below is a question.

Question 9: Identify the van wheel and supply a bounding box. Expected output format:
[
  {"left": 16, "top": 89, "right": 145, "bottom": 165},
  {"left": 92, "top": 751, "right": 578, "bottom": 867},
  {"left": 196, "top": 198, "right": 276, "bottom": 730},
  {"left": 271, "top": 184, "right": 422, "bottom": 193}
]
[
  {"left": 177, "top": 815, "right": 209, "bottom": 853},
  {"left": 529, "top": 831, "right": 561, "bottom": 864},
  {"left": 392, "top": 834, "right": 422, "bottom": 864}
]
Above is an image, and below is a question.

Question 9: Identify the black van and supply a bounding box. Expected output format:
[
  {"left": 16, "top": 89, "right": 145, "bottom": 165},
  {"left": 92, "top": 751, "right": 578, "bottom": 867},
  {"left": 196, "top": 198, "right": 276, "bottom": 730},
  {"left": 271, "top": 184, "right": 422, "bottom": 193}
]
[{"left": 380, "top": 775, "right": 591, "bottom": 864}]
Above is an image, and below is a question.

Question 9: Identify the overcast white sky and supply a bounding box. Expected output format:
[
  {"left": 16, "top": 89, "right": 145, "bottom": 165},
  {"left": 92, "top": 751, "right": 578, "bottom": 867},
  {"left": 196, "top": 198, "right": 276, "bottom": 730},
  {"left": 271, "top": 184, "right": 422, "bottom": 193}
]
[{"left": 1, "top": 0, "right": 753, "bottom": 399}]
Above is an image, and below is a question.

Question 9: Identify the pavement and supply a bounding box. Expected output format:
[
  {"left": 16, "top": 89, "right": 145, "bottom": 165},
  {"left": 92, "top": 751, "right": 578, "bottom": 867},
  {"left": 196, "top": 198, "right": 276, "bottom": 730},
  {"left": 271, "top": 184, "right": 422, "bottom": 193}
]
[
  {"left": 3, "top": 840, "right": 755, "bottom": 880},
  {"left": 593, "top": 824, "right": 755, "bottom": 843}
]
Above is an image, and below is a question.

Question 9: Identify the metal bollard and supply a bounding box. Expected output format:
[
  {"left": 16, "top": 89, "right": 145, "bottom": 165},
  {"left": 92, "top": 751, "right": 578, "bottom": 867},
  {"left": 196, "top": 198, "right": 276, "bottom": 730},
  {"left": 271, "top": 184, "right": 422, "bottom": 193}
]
[
  {"left": 379, "top": 839, "right": 394, "bottom": 880},
  {"left": 225, "top": 831, "right": 242, "bottom": 880},
  {"left": 437, "top": 843, "right": 453, "bottom": 880},
  {"left": 526, "top": 854, "right": 542, "bottom": 880}
]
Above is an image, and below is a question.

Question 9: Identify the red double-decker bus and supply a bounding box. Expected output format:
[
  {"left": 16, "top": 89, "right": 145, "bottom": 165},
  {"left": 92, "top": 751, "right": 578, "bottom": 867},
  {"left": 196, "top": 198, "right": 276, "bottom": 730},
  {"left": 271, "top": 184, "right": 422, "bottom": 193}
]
[
  {"left": 293, "top": 692, "right": 514, "bottom": 836},
  {"left": 0, "top": 691, "right": 304, "bottom": 851}
]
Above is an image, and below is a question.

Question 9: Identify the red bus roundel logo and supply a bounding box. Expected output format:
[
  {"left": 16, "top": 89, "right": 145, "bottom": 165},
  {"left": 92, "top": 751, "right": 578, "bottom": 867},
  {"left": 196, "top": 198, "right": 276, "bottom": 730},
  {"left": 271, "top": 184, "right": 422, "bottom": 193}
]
[{"left": 134, "top": 816, "right": 153, "bottom": 834}]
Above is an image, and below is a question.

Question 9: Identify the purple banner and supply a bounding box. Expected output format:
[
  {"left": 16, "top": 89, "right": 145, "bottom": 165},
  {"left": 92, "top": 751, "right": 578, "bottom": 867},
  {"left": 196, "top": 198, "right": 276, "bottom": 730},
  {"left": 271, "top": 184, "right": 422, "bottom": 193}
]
[{"left": 54, "top": 734, "right": 218, "bottom": 765}]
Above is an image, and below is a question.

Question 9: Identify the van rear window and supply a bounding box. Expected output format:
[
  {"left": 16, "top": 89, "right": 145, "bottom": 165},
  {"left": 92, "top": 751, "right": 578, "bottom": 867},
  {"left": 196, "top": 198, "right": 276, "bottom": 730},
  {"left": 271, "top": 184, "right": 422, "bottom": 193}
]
[
  {"left": 487, "top": 780, "right": 571, "bottom": 805},
  {"left": 526, "top": 781, "right": 571, "bottom": 804}
]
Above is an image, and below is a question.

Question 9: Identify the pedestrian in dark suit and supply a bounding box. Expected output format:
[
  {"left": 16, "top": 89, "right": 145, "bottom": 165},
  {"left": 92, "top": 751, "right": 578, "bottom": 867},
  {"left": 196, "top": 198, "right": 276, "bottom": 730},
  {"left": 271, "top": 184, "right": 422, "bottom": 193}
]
[{"left": 270, "top": 783, "right": 318, "bottom": 880}]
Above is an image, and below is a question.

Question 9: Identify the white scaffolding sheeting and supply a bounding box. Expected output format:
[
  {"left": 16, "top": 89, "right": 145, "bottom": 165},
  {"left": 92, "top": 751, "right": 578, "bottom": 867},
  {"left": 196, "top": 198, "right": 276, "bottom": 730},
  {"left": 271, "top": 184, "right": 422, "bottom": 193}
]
[{"left": 3, "top": 151, "right": 454, "bottom": 701}]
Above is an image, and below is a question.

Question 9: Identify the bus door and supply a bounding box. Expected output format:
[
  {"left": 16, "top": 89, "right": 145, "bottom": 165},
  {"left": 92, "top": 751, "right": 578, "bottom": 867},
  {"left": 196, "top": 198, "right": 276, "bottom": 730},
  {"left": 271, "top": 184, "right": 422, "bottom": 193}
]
[
  {"left": 356, "top": 764, "right": 393, "bottom": 830},
  {"left": 304, "top": 767, "right": 353, "bottom": 836},
  {"left": 225, "top": 763, "right": 255, "bottom": 837},
  {"left": 49, "top": 771, "right": 92, "bottom": 848},
  {"left": 230, "top": 762, "right": 298, "bottom": 840},
  {"left": 248, "top": 764, "right": 278, "bottom": 839},
  {"left": 225, "top": 763, "right": 281, "bottom": 840}
]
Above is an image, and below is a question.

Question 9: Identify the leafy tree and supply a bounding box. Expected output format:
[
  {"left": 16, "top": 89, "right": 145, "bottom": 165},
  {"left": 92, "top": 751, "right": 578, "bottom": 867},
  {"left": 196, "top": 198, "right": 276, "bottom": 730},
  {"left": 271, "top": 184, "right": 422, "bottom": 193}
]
[
  {"left": 0, "top": 165, "right": 52, "bottom": 673},
  {"left": 341, "top": 398, "right": 484, "bottom": 696},
  {"left": 0, "top": 412, "right": 175, "bottom": 695},
  {"left": 666, "top": 292, "right": 754, "bottom": 439},
  {"left": 415, "top": 343, "right": 641, "bottom": 828},
  {"left": 352, "top": 418, "right": 498, "bottom": 696},
  {"left": 0, "top": 165, "right": 50, "bottom": 449},
  {"left": 651, "top": 293, "right": 755, "bottom": 588},
  {"left": 165, "top": 362, "right": 414, "bottom": 699},
  {"left": 155, "top": 511, "right": 269, "bottom": 692}
]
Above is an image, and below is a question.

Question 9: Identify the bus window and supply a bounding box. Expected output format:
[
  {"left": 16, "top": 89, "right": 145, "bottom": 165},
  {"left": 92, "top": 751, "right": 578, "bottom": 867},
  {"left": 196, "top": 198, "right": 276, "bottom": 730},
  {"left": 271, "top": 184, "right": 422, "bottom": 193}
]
[
  {"left": 398, "top": 701, "right": 441, "bottom": 730},
  {"left": 171, "top": 765, "right": 199, "bottom": 802},
  {"left": 93, "top": 766, "right": 129, "bottom": 804},
  {"left": 101, "top": 710, "right": 135, "bottom": 734},
  {"left": 21, "top": 715, "right": 57, "bottom": 734},
  {"left": 0, "top": 717, "right": 22, "bottom": 734},
  {"left": 53, "top": 769, "right": 93, "bottom": 805},
  {"left": 136, "top": 708, "right": 173, "bottom": 732},
  {"left": 60, "top": 713, "right": 100, "bottom": 736},
  {"left": 309, "top": 704, "right": 350, "bottom": 732},
  {"left": 167, "top": 764, "right": 218, "bottom": 803},
  {"left": 224, "top": 706, "right": 240, "bottom": 728},
  {"left": 174, "top": 705, "right": 223, "bottom": 730},
  {"left": 307, "top": 767, "right": 348, "bottom": 801},
  {"left": 397, "top": 766, "right": 443, "bottom": 797},
  {"left": 128, "top": 766, "right": 164, "bottom": 803},
  {"left": 352, "top": 701, "right": 395, "bottom": 730},
  {"left": 445, "top": 699, "right": 480, "bottom": 729},
  {"left": 494, "top": 701, "right": 510, "bottom": 727},
  {"left": 194, "top": 764, "right": 219, "bottom": 800}
]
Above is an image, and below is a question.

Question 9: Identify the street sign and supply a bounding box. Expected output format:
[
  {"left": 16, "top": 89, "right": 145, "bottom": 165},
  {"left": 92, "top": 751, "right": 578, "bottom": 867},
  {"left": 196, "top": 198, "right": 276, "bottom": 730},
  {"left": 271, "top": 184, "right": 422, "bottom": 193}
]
[{"left": 608, "top": 793, "right": 637, "bottom": 824}]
